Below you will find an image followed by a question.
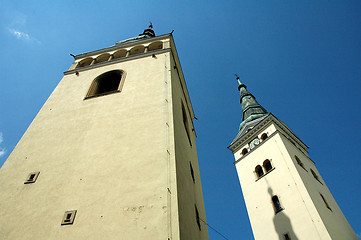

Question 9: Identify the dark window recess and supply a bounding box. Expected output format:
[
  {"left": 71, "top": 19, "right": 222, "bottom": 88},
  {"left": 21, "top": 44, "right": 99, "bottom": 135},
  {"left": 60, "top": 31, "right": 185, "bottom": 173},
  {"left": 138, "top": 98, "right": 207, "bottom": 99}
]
[
  {"left": 182, "top": 102, "right": 192, "bottom": 146},
  {"left": 272, "top": 195, "right": 283, "bottom": 213},
  {"left": 242, "top": 148, "right": 248, "bottom": 155},
  {"left": 190, "top": 162, "right": 195, "bottom": 183},
  {"left": 195, "top": 206, "right": 201, "bottom": 231},
  {"left": 284, "top": 233, "right": 291, "bottom": 240},
  {"left": 263, "top": 160, "right": 273, "bottom": 172},
  {"left": 295, "top": 156, "right": 307, "bottom": 171},
  {"left": 24, "top": 171, "right": 40, "bottom": 184},
  {"left": 61, "top": 210, "right": 77, "bottom": 225},
  {"left": 261, "top": 133, "right": 268, "bottom": 141},
  {"left": 320, "top": 194, "right": 332, "bottom": 211},
  {"left": 85, "top": 70, "right": 123, "bottom": 99},
  {"left": 255, "top": 165, "right": 264, "bottom": 178},
  {"left": 311, "top": 169, "right": 323, "bottom": 184}
]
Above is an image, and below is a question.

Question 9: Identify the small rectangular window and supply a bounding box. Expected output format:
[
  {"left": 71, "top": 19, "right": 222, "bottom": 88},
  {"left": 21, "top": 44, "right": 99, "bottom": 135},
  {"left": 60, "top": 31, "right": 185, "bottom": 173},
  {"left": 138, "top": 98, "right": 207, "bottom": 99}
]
[
  {"left": 61, "top": 210, "right": 77, "bottom": 225},
  {"left": 24, "top": 171, "right": 40, "bottom": 184}
]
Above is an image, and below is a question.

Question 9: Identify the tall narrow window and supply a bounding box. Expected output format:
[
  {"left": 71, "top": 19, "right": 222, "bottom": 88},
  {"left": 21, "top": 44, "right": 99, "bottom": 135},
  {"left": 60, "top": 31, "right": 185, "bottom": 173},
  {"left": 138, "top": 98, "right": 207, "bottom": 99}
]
[
  {"left": 295, "top": 156, "right": 307, "bottom": 171},
  {"left": 320, "top": 194, "right": 332, "bottom": 211},
  {"left": 190, "top": 162, "right": 195, "bottom": 183},
  {"left": 85, "top": 70, "right": 125, "bottom": 99},
  {"left": 311, "top": 169, "right": 322, "bottom": 184},
  {"left": 195, "top": 205, "right": 201, "bottom": 230},
  {"left": 272, "top": 195, "right": 283, "bottom": 213},
  {"left": 263, "top": 159, "right": 273, "bottom": 173},
  {"left": 255, "top": 165, "right": 264, "bottom": 179},
  {"left": 182, "top": 102, "right": 192, "bottom": 146}
]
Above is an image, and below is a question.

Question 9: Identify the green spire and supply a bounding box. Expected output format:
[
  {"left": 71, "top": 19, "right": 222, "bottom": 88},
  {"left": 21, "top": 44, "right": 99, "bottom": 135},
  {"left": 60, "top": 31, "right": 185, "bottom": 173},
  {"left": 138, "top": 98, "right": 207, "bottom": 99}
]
[{"left": 236, "top": 75, "right": 268, "bottom": 130}]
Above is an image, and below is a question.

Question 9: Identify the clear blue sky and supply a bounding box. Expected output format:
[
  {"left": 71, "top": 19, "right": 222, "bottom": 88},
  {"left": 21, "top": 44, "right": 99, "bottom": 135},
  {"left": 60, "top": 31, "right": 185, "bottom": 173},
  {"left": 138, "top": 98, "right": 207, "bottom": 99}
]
[{"left": 1, "top": 1, "right": 360, "bottom": 239}]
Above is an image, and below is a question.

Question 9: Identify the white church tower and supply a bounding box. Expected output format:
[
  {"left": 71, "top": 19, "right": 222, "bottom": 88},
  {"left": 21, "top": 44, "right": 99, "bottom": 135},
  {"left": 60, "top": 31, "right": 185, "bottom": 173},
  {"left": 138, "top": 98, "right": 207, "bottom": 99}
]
[
  {"left": 0, "top": 26, "right": 209, "bottom": 240},
  {"left": 228, "top": 76, "right": 358, "bottom": 240}
]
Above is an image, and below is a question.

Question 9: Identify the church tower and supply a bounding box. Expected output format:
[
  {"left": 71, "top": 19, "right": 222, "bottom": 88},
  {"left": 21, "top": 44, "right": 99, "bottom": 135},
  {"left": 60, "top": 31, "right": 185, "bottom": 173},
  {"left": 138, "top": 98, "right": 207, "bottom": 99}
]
[
  {"left": 228, "top": 76, "right": 357, "bottom": 240},
  {"left": 0, "top": 26, "right": 209, "bottom": 240}
]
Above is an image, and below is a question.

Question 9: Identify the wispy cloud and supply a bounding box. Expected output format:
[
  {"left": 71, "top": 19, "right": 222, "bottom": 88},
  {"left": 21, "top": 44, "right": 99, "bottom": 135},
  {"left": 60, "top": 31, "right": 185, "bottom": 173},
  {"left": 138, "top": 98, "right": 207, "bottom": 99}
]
[
  {"left": 0, "top": 148, "right": 5, "bottom": 158},
  {"left": 9, "top": 28, "right": 30, "bottom": 40},
  {"left": 0, "top": 132, "right": 5, "bottom": 158},
  {"left": 8, "top": 28, "right": 41, "bottom": 44}
]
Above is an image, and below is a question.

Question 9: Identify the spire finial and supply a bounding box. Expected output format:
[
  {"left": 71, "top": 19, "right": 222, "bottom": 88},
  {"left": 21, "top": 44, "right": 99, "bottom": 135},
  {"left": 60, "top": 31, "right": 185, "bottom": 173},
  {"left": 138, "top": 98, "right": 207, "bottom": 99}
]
[{"left": 235, "top": 74, "right": 242, "bottom": 85}]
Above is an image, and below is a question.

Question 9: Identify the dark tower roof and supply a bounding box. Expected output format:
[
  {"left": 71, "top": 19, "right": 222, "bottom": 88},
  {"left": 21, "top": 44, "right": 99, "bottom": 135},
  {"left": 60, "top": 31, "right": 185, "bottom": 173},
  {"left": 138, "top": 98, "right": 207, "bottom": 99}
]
[
  {"left": 115, "top": 24, "right": 156, "bottom": 45},
  {"left": 139, "top": 23, "right": 155, "bottom": 38},
  {"left": 236, "top": 75, "right": 268, "bottom": 130}
]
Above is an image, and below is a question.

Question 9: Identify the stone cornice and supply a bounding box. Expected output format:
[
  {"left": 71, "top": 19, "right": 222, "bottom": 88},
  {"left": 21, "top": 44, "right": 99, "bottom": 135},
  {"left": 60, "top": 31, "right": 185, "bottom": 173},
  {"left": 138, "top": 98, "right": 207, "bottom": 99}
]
[
  {"left": 73, "top": 34, "right": 171, "bottom": 60},
  {"left": 64, "top": 48, "right": 170, "bottom": 75},
  {"left": 228, "top": 113, "right": 308, "bottom": 154}
]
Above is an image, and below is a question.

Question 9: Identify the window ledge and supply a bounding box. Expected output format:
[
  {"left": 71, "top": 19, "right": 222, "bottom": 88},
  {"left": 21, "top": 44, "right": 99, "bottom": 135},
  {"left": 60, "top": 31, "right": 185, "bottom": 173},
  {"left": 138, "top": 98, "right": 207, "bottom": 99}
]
[
  {"left": 255, "top": 167, "right": 275, "bottom": 182},
  {"left": 84, "top": 90, "right": 121, "bottom": 100}
]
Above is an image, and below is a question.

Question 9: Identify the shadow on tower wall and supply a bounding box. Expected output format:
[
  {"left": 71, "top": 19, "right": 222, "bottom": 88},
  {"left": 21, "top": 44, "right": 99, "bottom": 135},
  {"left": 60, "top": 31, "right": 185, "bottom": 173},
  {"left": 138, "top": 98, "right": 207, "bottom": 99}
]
[{"left": 267, "top": 187, "right": 299, "bottom": 240}]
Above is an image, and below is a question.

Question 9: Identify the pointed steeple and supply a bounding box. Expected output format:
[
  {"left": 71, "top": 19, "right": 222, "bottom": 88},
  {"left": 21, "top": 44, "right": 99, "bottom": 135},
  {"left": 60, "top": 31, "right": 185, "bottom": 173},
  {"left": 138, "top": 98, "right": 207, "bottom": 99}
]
[{"left": 235, "top": 75, "right": 267, "bottom": 130}]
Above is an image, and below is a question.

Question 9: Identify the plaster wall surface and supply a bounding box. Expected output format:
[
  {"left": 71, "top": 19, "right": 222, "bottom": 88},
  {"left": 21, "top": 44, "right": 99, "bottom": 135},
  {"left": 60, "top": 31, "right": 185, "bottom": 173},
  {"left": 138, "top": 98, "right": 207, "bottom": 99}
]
[
  {"left": 0, "top": 40, "right": 207, "bottom": 240},
  {"left": 169, "top": 55, "right": 209, "bottom": 240},
  {"left": 281, "top": 134, "right": 358, "bottom": 240}
]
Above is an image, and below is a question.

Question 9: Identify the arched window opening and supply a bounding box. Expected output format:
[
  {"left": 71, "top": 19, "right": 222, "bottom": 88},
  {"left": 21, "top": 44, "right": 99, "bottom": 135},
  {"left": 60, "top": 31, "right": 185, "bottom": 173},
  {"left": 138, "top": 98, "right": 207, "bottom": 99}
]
[
  {"left": 320, "top": 193, "right": 332, "bottom": 211},
  {"left": 130, "top": 46, "right": 145, "bottom": 55},
  {"left": 113, "top": 49, "right": 127, "bottom": 59},
  {"left": 76, "top": 58, "right": 93, "bottom": 68},
  {"left": 85, "top": 70, "right": 125, "bottom": 99},
  {"left": 255, "top": 165, "right": 264, "bottom": 178},
  {"left": 261, "top": 133, "right": 268, "bottom": 141},
  {"left": 272, "top": 195, "right": 283, "bottom": 213},
  {"left": 95, "top": 53, "right": 110, "bottom": 64},
  {"left": 263, "top": 159, "right": 273, "bottom": 172},
  {"left": 182, "top": 102, "right": 192, "bottom": 146},
  {"left": 148, "top": 41, "right": 163, "bottom": 51},
  {"left": 311, "top": 169, "right": 322, "bottom": 184},
  {"left": 242, "top": 148, "right": 248, "bottom": 156}
]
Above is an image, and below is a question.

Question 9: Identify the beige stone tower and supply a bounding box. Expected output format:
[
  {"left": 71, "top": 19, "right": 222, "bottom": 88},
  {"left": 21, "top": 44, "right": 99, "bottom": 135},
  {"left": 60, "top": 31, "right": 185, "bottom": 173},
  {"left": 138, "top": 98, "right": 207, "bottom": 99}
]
[
  {"left": 228, "top": 77, "right": 358, "bottom": 240},
  {"left": 0, "top": 26, "right": 209, "bottom": 240}
]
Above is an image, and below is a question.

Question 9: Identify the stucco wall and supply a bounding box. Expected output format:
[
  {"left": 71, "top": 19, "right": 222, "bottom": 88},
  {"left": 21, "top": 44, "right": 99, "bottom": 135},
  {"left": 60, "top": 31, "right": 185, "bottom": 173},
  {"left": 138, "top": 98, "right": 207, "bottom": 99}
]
[{"left": 0, "top": 47, "right": 186, "bottom": 239}]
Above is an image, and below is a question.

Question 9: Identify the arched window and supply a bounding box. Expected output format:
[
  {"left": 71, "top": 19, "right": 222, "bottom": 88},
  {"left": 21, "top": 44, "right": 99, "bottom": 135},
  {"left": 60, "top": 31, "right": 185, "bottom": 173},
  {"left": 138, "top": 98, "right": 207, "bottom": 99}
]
[
  {"left": 261, "top": 133, "right": 268, "bottom": 141},
  {"left": 130, "top": 45, "right": 145, "bottom": 55},
  {"left": 272, "top": 195, "right": 283, "bottom": 213},
  {"left": 148, "top": 41, "right": 163, "bottom": 51},
  {"left": 95, "top": 53, "right": 110, "bottom": 64},
  {"left": 255, "top": 165, "right": 264, "bottom": 178},
  {"left": 242, "top": 148, "right": 248, "bottom": 156},
  {"left": 76, "top": 57, "right": 93, "bottom": 68},
  {"left": 113, "top": 49, "right": 127, "bottom": 59},
  {"left": 85, "top": 70, "right": 125, "bottom": 99},
  {"left": 263, "top": 159, "right": 273, "bottom": 173},
  {"left": 311, "top": 169, "right": 322, "bottom": 184}
]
